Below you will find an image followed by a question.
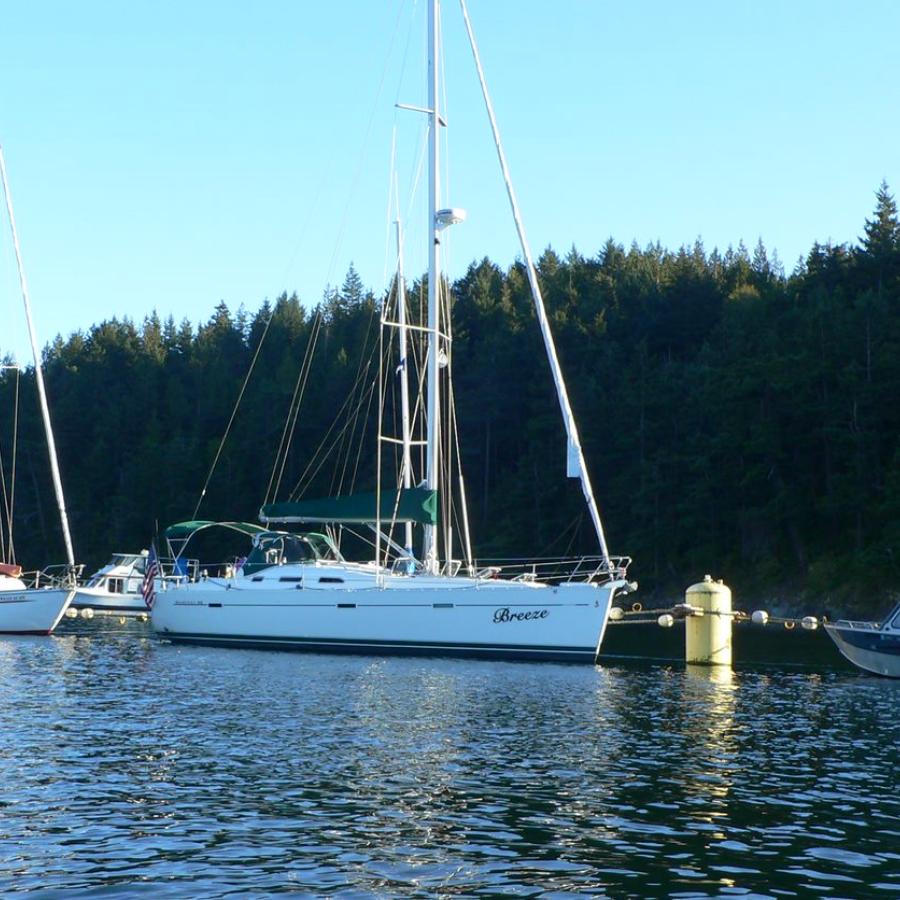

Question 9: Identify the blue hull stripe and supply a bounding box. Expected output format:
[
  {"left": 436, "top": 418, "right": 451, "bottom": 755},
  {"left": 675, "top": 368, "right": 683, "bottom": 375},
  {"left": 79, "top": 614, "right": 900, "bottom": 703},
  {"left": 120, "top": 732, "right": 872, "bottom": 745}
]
[{"left": 160, "top": 632, "right": 597, "bottom": 663}]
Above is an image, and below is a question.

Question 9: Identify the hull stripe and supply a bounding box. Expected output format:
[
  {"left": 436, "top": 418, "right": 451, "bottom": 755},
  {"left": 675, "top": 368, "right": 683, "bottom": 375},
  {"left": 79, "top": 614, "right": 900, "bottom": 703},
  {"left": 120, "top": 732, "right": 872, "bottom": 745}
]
[{"left": 159, "top": 631, "right": 597, "bottom": 662}]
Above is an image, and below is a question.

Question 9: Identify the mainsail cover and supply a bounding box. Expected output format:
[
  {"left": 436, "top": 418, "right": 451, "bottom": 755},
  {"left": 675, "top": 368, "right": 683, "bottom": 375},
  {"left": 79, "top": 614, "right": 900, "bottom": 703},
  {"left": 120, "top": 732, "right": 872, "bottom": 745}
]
[{"left": 260, "top": 488, "right": 438, "bottom": 525}]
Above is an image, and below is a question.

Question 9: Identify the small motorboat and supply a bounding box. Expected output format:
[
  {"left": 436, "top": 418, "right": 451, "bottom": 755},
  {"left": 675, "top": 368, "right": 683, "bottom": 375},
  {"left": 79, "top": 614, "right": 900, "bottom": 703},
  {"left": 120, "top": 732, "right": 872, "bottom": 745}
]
[
  {"left": 71, "top": 551, "right": 158, "bottom": 614},
  {"left": 824, "top": 602, "right": 900, "bottom": 677}
]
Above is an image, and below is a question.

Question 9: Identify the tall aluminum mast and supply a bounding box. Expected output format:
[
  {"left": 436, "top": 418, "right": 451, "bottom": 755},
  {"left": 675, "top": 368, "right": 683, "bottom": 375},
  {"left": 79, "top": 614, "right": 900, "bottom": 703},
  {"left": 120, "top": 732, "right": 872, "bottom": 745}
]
[
  {"left": 0, "top": 144, "right": 76, "bottom": 570},
  {"left": 423, "top": 0, "right": 442, "bottom": 573}
]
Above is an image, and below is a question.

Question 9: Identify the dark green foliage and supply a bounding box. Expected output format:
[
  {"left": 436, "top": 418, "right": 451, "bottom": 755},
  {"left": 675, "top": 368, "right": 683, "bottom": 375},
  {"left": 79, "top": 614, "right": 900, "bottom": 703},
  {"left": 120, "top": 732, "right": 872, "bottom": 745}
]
[{"left": 2, "top": 184, "right": 900, "bottom": 615}]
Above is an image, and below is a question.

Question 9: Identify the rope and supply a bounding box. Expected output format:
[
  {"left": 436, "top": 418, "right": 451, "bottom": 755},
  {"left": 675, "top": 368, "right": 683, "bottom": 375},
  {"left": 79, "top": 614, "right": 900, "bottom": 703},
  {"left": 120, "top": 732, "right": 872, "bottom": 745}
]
[{"left": 610, "top": 603, "right": 822, "bottom": 630}]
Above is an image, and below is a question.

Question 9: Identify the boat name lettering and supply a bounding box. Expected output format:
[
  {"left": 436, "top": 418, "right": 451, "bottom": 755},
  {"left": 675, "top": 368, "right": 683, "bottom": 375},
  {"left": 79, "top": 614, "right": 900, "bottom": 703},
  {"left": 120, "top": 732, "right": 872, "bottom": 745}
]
[{"left": 493, "top": 607, "right": 549, "bottom": 624}]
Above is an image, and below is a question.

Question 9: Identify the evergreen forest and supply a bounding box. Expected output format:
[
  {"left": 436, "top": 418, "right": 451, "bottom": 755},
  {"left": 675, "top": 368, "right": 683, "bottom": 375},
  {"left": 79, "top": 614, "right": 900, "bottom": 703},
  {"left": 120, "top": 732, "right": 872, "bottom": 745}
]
[{"left": 2, "top": 184, "right": 900, "bottom": 616}]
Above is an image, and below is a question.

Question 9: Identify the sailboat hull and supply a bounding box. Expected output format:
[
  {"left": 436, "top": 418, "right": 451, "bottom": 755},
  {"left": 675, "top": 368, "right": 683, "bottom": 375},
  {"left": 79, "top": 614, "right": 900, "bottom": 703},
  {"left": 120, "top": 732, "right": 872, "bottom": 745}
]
[
  {"left": 0, "top": 586, "right": 75, "bottom": 634},
  {"left": 151, "top": 572, "right": 623, "bottom": 663}
]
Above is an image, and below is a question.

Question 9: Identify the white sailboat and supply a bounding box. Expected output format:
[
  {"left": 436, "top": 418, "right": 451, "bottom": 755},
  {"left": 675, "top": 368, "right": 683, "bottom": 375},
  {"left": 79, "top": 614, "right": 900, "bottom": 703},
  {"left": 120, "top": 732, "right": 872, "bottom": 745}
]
[
  {"left": 151, "top": 0, "right": 634, "bottom": 662},
  {"left": 0, "top": 145, "right": 78, "bottom": 633}
]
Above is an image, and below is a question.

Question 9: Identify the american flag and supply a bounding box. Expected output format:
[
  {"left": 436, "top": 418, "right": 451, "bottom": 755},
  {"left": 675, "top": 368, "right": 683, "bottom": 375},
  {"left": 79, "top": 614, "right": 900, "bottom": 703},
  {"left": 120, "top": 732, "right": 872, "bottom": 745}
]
[{"left": 142, "top": 544, "right": 160, "bottom": 609}]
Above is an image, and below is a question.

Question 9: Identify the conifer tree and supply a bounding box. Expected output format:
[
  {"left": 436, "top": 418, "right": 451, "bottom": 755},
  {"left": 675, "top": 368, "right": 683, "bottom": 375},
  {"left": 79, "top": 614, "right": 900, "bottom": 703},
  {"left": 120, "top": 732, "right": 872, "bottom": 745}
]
[{"left": 860, "top": 180, "right": 899, "bottom": 260}]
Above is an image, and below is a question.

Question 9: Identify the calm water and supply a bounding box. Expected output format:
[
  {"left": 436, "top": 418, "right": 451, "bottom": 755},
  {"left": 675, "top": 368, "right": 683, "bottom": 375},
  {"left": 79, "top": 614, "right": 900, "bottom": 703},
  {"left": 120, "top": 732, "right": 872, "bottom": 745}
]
[{"left": 0, "top": 620, "right": 897, "bottom": 898}]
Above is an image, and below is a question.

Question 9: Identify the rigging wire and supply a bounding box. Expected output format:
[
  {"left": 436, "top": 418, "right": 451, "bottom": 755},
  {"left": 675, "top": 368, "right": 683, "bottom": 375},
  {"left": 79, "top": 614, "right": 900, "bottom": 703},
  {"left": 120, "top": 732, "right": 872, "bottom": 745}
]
[
  {"left": 448, "top": 361, "right": 474, "bottom": 571},
  {"left": 188, "top": 8, "right": 404, "bottom": 519},
  {"left": 345, "top": 339, "right": 382, "bottom": 496},
  {"left": 289, "top": 374, "right": 370, "bottom": 498},
  {"left": 0, "top": 366, "right": 19, "bottom": 563},
  {"left": 192, "top": 304, "right": 277, "bottom": 520},
  {"left": 324, "top": 0, "right": 411, "bottom": 290},
  {"left": 331, "top": 297, "right": 382, "bottom": 497},
  {"left": 266, "top": 306, "right": 324, "bottom": 503},
  {"left": 288, "top": 372, "right": 379, "bottom": 500},
  {"left": 458, "top": 0, "right": 613, "bottom": 565},
  {"left": 266, "top": 0, "right": 415, "bottom": 508}
]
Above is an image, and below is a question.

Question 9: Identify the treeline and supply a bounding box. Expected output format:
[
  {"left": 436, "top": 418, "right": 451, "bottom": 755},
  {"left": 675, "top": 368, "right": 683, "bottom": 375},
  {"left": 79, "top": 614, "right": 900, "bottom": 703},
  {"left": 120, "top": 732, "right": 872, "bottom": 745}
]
[{"left": 2, "top": 184, "right": 900, "bottom": 615}]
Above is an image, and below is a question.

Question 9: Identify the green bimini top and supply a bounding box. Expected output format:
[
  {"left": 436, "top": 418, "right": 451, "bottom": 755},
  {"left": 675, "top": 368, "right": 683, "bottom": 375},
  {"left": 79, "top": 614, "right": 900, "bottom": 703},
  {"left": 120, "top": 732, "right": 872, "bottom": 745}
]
[
  {"left": 259, "top": 488, "right": 438, "bottom": 526},
  {"left": 163, "top": 520, "right": 271, "bottom": 540}
]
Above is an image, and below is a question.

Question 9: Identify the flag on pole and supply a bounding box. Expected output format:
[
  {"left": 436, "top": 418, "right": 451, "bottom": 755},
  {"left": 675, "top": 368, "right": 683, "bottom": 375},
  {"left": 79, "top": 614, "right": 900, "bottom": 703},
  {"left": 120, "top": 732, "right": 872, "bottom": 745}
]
[{"left": 142, "top": 544, "right": 159, "bottom": 609}]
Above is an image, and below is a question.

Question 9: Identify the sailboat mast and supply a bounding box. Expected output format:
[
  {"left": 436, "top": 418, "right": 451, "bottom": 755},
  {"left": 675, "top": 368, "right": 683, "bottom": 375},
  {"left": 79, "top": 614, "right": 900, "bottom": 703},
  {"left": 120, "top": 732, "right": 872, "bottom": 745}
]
[
  {"left": 0, "top": 145, "right": 76, "bottom": 570},
  {"left": 423, "top": 0, "right": 442, "bottom": 573}
]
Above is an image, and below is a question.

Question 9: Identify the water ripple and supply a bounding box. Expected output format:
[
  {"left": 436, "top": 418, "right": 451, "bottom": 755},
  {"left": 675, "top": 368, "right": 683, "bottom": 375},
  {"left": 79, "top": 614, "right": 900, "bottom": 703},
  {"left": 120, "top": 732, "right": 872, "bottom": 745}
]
[{"left": 0, "top": 622, "right": 896, "bottom": 896}]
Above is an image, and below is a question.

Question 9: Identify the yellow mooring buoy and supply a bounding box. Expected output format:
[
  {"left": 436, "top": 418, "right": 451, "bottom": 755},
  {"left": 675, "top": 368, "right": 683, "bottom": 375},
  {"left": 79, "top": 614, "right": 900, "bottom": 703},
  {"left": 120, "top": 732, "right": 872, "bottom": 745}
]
[{"left": 685, "top": 575, "right": 732, "bottom": 666}]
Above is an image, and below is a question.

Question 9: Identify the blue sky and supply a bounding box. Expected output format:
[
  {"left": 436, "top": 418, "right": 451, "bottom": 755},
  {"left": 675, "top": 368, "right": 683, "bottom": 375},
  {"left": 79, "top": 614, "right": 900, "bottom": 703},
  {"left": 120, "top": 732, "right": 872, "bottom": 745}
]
[{"left": 1, "top": 0, "right": 898, "bottom": 362}]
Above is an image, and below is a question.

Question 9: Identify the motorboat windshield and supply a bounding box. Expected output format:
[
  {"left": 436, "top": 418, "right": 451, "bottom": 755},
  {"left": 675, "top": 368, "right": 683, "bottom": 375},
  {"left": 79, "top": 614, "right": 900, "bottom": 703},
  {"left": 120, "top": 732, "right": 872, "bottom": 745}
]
[
  {"left": 886, "top": 603, "right": 900, "bottom": 630},
  {"left": 86, "top": 551, "right": 148, "bottom": 587},
  {"left": 110, "top": 553, "right": 146, "bottom": 571}
]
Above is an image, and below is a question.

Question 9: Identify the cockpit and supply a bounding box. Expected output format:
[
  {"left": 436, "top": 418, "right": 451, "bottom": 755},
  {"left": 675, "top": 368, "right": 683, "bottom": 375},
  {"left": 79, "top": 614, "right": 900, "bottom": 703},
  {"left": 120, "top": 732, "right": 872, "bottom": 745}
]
[{"left": 242, "top": 532, "right": 340, "bottom": 575}]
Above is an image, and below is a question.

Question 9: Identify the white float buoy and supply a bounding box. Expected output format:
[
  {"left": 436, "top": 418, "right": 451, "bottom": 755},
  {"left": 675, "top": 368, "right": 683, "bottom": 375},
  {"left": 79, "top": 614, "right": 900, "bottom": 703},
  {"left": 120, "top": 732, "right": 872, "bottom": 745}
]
[
  {"left": 80, "top": 607, "right": 94, "bottom": 620},
  {"left": 64, "top": 607, "right": 78, "bottom": 618},
  {"left": 609, "top": 606, "right": 624, "bottom": 621},
  {"left": 801, "top": 616, "right": 819, "bottom": 631},
  {"left": 751, "top": 610, "right": 769, "bottom": 625},
  {"left": 658, "top": 613, "right": 675, "bottom": 628}
]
